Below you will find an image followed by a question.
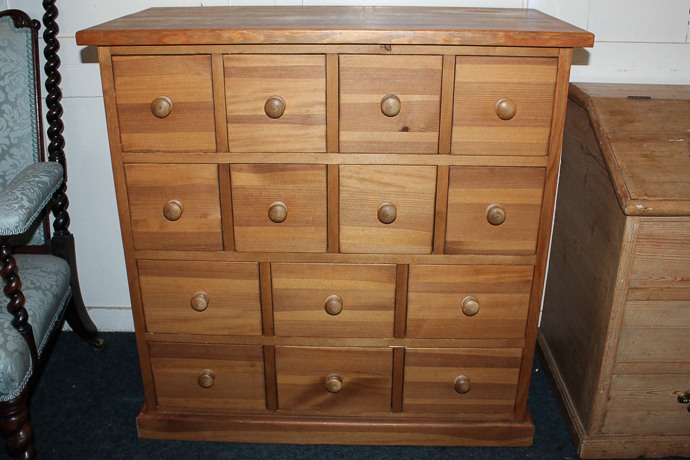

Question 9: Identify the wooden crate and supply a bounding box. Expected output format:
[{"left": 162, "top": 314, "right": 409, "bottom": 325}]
[{"left": 539, "top": 83, "right": 690, "bottom": 458}]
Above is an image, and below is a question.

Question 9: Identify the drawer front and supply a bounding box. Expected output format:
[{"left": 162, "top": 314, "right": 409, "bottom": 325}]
[
  {"left": 275, "top": 346, "right": 393, "bottom": 413},
  {"left": 603, "top": 373, "right": 690, "bottom": 435},
  {"left": 339, "top": 55, "right": 443, "bottom": 154},
  {"left": 339, "top": 165, "right": 437, "bottom": 254},
  {"left": 451, "top": 56, "right": 558, "bottom": 156},
  {"left": 618, "top": 219, "right": 690, "bottom": 363},
  {"left": 445, "top": 166, "right": 545, "bottom": 255},
  {"left": 407, "top": 265, "right": 534, "bottom": 339},
  {"left": 271, "top": 263, "right": 397, "bottom": 338},
  {"left": 139, "top": 260, "right": 262, "bottom": 335},
  {"left": 403, "top": 348, "right": 522, "bottom": 415},
  {"left": 231, "top": 164, "right": 328, "bottom": 252},
  {"left": 224, "top": 54, "right": 326, "bottom": 153},
  {"left": 112, "top": 55, "right": 216, "bottom": 153},
  {"left": 124, "top": 164, "right": 223, "bottom": 251},
  {"left": 149, "top": 342, "right": 266, "bottom": 412}
]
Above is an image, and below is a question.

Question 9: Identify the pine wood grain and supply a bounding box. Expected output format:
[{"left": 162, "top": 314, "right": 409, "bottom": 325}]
[
  {"left": 76, "top": 7, "right": 594, "bottom": 48},
  {"left": 148, "top": 342, "right": 266, "bottom": 411},
  {"left": 230, "top": 164, "right": 328, "bottom": 253},
  {"left": 391, "top": 347, "right": 405, "bottom": 413},
  {"left": 403, "top": 348, "right": 522, "bottom": 415},
  {"left": 259, "top": 262, "right": 274, "bottom": 336},
  {"left": 339, "top": 54, "right": 442, "bottom": 154},
  {"left": 133, "top": 250, "right": 536, "bottom": 266},
  {"left": 339, "top": 165, "right": 437, "bottom": 254},
  {"left": 275, "top": 346, "right": 393, "bottom": 413},
  {"left": 124, "top": 164, "right": 223, "bottom": 251},
  {"left": 451, "top": 56, "right": 558, "bottom": 156},
  {"left": 263, "top": 345, "right": 278, "bottom": 411},
  {"left": 602, "top": 373, "right": 690, "bottom": 435},
  {"left": 112, "top": 55, "right": 216, "bottom": 152},
  {"left": 432, "top": 166, "right": 450, "bottom": 254},
  {"left": 327, "top": 164, "right": 339, "bottom": 253},
  {"left": 122, "top": 152, "right": 549, "bottom": 167},
  {"left": 407, "top": 265, "right": 533, "bottom": 339},
  {"left": 224, "top": 54, "right": 326, "bottom": 153},
  {"left": 98, "top": 46, "right": 160, "bottom": 411},
  {"left": 514, "top": 47, "right": 571, "bottom": 421},
  {"left": 570, "top": 83, "right": 690, "bottom": 216},
  {"left": 138, "top": 260, "right": 262, "bottom": 336},
  {"left": 137, "top": 410, "right": 535, "bottom": 445},
  {"left": 212, "top": 53, "right": 229, "bottom": 153},
  {"left": 394, "top": 264, "right": 409, "bottom": 339},
  {"left": 218, "top": 164, "right": 235, "bottom": 251},
  {"left": 445, "top": 166, "right": 545, "bottom": 255},
  {"left": 271, "top": 263, "right": 396, "bottom": 338},
  {"left": 145, "top": 333, "right": 525, "bottom": 350},
  {"left": 326, "top": 54, "right": 339, "bottom": 153},
  {"left": 538, "top": 99, "right": 628, "bottom": 436}
]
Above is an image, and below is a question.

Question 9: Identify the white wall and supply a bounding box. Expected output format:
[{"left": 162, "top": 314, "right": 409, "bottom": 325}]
[{"left": 5, "top": 0, "right": 690, "bottom": 331}]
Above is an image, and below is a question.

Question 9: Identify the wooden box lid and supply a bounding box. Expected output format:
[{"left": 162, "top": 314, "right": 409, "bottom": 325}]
[
  {"left": 570, "top": 83, "right": 690, "bottom": 216},
  {"left": 75, "top": 6, "right": 593, "bottom": 48}
]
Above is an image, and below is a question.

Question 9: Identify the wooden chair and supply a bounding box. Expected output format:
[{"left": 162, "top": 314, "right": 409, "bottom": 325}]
[{"left": 0, "top": 7, "right": 104, "bottom": 459}]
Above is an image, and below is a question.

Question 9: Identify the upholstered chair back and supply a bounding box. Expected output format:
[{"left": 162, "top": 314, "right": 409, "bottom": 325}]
[{"left": 0, "top": 15, "right": 45, "bottom": 245}]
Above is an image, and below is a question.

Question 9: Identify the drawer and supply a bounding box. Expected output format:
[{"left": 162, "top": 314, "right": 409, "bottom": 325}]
[
  {"left": 406, "top": 265, "right": 534, "bottom": 339},
  {"left": 451, "top": 56, "right": 558, "bottom": 156},
  {"left": 603, "top": 372, "right": 690, "bottom": 435},
  {"left": 445, "top": 166, "right": 545, "bottom": 255},
  {"left": 124, "top": 164, "right": 223, "bottom": 251},
  {"left": 224, "top": 54, "right": 326, "bottom": 152},
  {"left": 138, "top": 260, "right": 262, "bottom": 335},
  {"left": 112, "top": 55, "right": 216, "bottom": 153},
  {"left": 275, "top": 346, "right": 393, "bottom": 413},
  {"left": 403, "top": 348, "right": 522, "bottom": 415},
  {"left": 339, "top": 55, "right": 443, "bottom": 154},
  {"left": 339, "top": 165, "right": 437, "bottom": 254},
  {"left": 271, "top": 263, "right": 396, "bottom": 338},
  {"left": 230, "top": 164, "right": 328, "bottom": 252},
  {"left": 149, "top": 342, "right": 266, "bottom": 412}
]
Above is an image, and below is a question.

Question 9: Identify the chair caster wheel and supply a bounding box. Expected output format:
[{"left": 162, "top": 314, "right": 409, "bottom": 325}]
[{"left": 89, "top": 338, "right": 106, "bottom": 351}]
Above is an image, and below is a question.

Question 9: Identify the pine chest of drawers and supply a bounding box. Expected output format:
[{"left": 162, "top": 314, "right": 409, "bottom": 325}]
[{"left": 77, "top": 7, "right": 593, "bottom": 446}]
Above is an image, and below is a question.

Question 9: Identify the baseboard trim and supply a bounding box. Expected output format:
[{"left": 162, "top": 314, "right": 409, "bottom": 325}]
[{"left": 137, "top": 404, "right": 535, "bottom": 446}]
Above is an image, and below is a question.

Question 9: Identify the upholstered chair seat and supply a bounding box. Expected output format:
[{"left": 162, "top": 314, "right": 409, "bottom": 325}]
[{"left": 0, "top": 254, "right": 71, "bottom": 402}]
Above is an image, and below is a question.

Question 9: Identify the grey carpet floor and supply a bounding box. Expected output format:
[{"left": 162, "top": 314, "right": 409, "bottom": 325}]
[{"left": 14, "top": 332, "right": 682, "bottom": 460}]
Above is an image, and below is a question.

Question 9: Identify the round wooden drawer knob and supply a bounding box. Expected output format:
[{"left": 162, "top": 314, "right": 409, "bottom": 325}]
[
  {"left": 495, "top": 98, "right": 517, "bottom": 120},
  {"left": 151, "top": 96, "right": 174, "bottom": 118},
  {"left": 486, "top": 204, "right": 506, "bottom": 226},
  {"left": 198, "top": 369, "right": 215, "bottom": 389},
  {"left": 324, "top": 294, "right": 343, "bottom": 316},
  {"left": 268, "top": 201, "right": 288, "bottom": 223},
  {"left": 163, "top": 200, "right": 184, "bottom": 221},
  {"left": 377, "top": 202, "right": 397, "bottom": 224},
  {"left": 264, "top": 96, "right": 286, "bottom": 119},
  {"left": 461, "top": 296, "right": 480, "bottom": 316},
  {"left": 190, "top": 292, "right": 210, "bottom": 312},
  {"left": 380, "top": 94, "right": 401, "bottom": 117},
  {"left": 454, "top": 375, "right": 471, "bottom": 394},
  {"left": 325, "top": 375, "right": 343, "bottom": 394}
]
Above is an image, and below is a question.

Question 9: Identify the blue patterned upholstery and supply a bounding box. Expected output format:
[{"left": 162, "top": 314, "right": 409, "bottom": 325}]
[
  {"left": 0, "top": 161, "right": 63, "bottom": 236},
  {"left": 0, "top": 254, "right": 71, "bottom": 401},
  {"left": 0, "top": 15, "right": 46, "bottom": 245}
]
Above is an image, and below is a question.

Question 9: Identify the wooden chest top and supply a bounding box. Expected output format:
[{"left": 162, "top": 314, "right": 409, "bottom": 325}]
[
  {"left": 75, "top": 6, "right": 593, "bottom": 48},
  {"left": 570, "top": 83, "right": 690, "bottom": 216}
]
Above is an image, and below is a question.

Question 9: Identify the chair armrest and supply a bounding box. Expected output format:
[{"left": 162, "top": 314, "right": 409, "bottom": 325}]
[{"left": 0, "top": 162, "right": 63, "bottom": 236}]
